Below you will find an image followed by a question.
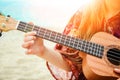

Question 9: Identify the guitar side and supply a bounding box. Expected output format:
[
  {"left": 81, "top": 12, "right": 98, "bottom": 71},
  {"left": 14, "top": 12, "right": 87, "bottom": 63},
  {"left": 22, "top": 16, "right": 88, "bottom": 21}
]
[{"left": 81, "top": 32, "right": 120, "bottom": 80}]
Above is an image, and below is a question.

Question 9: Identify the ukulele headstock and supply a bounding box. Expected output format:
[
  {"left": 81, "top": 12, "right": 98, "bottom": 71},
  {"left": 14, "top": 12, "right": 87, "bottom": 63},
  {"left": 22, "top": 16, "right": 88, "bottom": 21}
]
[{"left": 0, "top": 13, "right": 18, "bottom": 32}]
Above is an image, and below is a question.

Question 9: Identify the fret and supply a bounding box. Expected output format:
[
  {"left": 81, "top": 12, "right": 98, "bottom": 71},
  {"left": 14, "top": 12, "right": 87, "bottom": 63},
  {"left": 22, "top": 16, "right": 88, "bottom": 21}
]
[
  {"left": 76, "top": 40, "right": 81, "bottom": 50},
  {"left": 97, "top": 45, "right": 103, "bottom": 57},
  {"left": 71, "top": 37, "right": 78, "bottom": 48},
  {"left": 48, "top": 30, "right": 52, "bottom": 40},
  {"left": 24, "top": 23, "right": 27, "bottom": 32},
  {"left": 45, "top": 29, "right": 54, "bottom": 41},
  {"left": 83, "top": 40, "right": 87, "bottom": 52},
  {"left": 95, "top": 44, "right": 100, "bottom": 57},
  {"left": 65, "top": 37, "right": 69, "bottom": 46},
  {"left": 60, "top": 35, "right": 64, "bottom": 43},
  {"left": 58, "top": 34, "right": 62, "bottom": 44},
  {"left": 89, "top": 43, "right": 94, "bottom": 54},
  {"left": 69, "top": 37, "right": 73, "bottom": 46},
  {"left": 87, "top": 42, "right": 93, "bottom": 54},
  {"left": 68, "top": 36, "right": 72, "bottom": 46},
  {"left": 61, "top": 34, "right": 66, "bottom": 44},
  {"left": 92, "top": 43, "right": 96, "bottom": 56},
  {"left": 93, "top": 44, "right": 97, "bottom": 56},
  {"left": 98, "top": 45, "right": 104, "bottom": 57},
  {"left": 97, "top": 45, "right": 102, "bottom": 57},
  {"left": 89, "top": 42, "right": 94, "bottom": 53},
  {"left": 84, "top": 41, "right": 89, "bottom": 53},
  {"left": 57, "top": 33, "right": 62, "bottom": 43},
  {"left": 70, "top": 37, "right": 75, "bottom": 48},
  {"left": 58, "top": 33, "right": 65, "bottom": 44},
  {"left": 33, "top": 26, "right": 39, "bottom": 32},
  {"left": 54, "top": 32, "right": 57, "bottom": 42},
  {"left": 33, "top": 26, "right": 42, "bottom": 37},
  {"left": 91, "top": 43, "right": 95, "bottom": 54},
  {"left": 74, "top": 38, "right": 80, "bottom": 50},
  {"left": 26, "top": 24, "right": 34, "bottom": 32},
  {"left": 79, "top": 40, "right": 82, "bottom": 50},
  {"left": 31, "top": 24, "right": 34, "bottom": 31},
  {"left": 75, "top": 39, "right": 78, "bottom": 48},
  {"left": 50, "top": 31, "right": 56, "bottom": 42},
  {"left": 44, "top": 29, "right": 51, "bottom": 39},
  {"left": 17, "top": 26, "right": 24, "bottom": 31},
  {"left": 40, "top": 27, "right": 47, "bottom": 38},
  {"left": 41, "top": 28, "right": 47, "bottom": 38},
  {"left": 66, "top": 36, "right": 72, "bottom": 47},
  {"left": 37, "top": 27, "right": 42, "bottom": 37},
  {"left": 33, "top": 26, "right": 38, "bottom": 31},
  {"left": 17, "top": 21, "right": 26, "bottom": 32},
  {"left": 63, "top": 35, "right": 67, "bottom": 45},
  {"left": 79, "top": 40, "right": 84, "bottom": 51},
  {"left": 56, "top": 33, "right": 61, "bottom": 43}
]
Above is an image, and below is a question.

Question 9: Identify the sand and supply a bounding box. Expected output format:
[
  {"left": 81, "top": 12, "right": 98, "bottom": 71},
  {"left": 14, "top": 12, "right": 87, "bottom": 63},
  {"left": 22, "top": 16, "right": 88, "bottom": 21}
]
[{"left": 0, "top": 30, "right": 55, "bottom": 80}]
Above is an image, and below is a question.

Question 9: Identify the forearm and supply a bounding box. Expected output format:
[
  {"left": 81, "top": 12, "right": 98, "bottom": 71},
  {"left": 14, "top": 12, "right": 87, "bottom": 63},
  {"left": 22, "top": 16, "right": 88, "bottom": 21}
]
[{"left": 37, "top": 47, "right": 71, "bottom": 71}]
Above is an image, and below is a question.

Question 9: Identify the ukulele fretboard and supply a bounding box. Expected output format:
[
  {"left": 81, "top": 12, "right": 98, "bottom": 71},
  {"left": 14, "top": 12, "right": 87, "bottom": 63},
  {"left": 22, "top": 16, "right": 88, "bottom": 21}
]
[{"left": 17, "top": 21, "right": 104, "bottom": 58}]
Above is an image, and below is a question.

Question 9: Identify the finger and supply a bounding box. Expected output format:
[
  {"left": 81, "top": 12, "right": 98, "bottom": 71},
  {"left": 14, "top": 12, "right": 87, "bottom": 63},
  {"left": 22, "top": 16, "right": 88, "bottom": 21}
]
[
  {"left": 25, "top": 49, "right": 33, "bottom": 55},
  {"left": 22, "top": 40, "right": 34, "bottom": 48},
  {"left": 114, "top": 68, "right": 120, "bottom": 74},
  {"left": 24, "top": 36, "right": 36, "bottom": 42},
  {"left": 24, "top": 31, "right": 36, "bottom": 37}
]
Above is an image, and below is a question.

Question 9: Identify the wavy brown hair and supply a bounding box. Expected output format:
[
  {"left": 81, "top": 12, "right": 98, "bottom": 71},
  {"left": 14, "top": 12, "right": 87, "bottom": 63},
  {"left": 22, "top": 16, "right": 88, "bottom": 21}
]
[{"left": 74, "top": 0, "right": 107, "bottom": 40}]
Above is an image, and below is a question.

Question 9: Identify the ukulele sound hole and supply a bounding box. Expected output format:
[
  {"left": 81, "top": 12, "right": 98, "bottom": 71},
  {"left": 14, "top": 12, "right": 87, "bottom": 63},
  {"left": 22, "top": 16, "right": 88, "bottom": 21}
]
[{"left": 107, "top": 48, "right": 120, "bottom": 66}]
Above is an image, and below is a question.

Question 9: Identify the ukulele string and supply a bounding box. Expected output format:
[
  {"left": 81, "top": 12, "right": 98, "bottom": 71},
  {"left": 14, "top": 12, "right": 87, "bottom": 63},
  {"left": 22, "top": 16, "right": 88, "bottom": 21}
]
[
  {"left": 107, "top": 49, "right": 120, "bottom": 64},
  {"left": 18, "top": 24, "right": 120, "bottom": 64}
]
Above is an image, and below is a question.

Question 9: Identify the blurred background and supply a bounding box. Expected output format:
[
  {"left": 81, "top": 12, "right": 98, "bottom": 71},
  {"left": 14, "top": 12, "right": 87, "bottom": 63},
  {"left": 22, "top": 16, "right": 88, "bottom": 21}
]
[{"left": 0, "top": 0, "right": 88, "bottom": 80}]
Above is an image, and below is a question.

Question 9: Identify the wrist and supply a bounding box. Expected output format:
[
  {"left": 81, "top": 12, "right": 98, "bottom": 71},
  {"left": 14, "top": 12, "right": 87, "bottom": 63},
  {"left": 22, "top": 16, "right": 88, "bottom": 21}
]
[{"left": 37, "top": 45, "right": 48, "bottom": 57}]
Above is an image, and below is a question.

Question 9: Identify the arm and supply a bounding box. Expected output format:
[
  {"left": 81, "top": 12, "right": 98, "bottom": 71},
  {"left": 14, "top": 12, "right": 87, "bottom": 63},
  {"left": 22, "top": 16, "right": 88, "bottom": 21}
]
[
  {"left": 22, "top": 31, "right": 71, "bottom": 71},
  {"left": 40, "top": 46, "right": 71, "bottom": 71}
]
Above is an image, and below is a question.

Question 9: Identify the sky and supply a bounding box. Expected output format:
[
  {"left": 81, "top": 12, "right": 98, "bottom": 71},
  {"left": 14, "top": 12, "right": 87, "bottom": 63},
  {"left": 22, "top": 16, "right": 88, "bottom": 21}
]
[{"left": 0, "top": 0, "right": 90, "bottom": 28}]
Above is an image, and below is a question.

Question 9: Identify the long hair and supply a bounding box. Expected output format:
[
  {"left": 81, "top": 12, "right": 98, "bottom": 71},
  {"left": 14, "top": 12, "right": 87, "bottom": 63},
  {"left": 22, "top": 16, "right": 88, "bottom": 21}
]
[{"left": 73, "top": 0, "right": 107, "bottom": 40}]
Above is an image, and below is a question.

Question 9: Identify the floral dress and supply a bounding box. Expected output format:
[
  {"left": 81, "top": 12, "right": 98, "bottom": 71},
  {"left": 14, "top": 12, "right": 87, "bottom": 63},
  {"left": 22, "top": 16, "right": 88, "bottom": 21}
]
[{"left": 46, "top": 10, "right": 120, "bottom": 80}]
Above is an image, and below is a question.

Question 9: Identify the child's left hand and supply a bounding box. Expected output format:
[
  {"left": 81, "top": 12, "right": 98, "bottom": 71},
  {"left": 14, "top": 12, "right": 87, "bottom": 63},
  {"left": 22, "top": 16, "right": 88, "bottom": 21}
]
[{"left": 114, "top": 68, "right": 120, "bottom": 80}]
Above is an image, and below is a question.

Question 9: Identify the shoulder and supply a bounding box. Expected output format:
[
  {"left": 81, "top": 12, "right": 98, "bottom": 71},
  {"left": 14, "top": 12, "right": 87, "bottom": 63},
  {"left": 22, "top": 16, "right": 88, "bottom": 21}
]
[{"left": 106, "top": 12, "right": 120, "bottom": 38}]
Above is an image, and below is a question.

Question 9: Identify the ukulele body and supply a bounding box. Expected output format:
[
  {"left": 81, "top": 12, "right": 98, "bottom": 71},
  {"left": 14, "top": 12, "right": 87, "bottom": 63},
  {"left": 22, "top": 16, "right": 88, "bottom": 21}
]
[{"left": 81, "top": 32, "right": 120, "bottom": 80}]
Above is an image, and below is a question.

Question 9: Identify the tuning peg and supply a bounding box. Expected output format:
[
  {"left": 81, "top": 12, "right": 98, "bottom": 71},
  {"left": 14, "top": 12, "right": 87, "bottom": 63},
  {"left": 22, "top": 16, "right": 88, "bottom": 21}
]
[
  {"left": 6, "top": 15, "right": 10, "bottom": 22},
  {"left": 2, "top": 23, "right": 6, "bottom": 28},
  {"left": 7, "top": 15, "right": 10, "bottom": 17},
  {"left": 0, "top": 30, "right": 2, "bottom": 37}
]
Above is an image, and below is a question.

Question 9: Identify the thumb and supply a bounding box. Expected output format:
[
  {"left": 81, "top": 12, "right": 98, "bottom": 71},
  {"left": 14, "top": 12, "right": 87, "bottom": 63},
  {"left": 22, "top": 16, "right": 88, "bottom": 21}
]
[{"left": 114, "top": 68, "right": 120, "bottom": 73}]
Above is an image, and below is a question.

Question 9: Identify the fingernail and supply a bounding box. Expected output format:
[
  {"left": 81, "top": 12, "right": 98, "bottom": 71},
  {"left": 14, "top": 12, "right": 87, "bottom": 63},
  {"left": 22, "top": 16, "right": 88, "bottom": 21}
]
[{"left": 114, "top": 68, "right": 119, "bottom": 71}]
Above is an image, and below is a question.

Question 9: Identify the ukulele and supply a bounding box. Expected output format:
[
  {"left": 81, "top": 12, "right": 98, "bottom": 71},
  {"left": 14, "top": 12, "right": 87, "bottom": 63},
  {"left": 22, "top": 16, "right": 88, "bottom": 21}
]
[{"left": 0, "top": 14, "right": 120, "bottom": 80}]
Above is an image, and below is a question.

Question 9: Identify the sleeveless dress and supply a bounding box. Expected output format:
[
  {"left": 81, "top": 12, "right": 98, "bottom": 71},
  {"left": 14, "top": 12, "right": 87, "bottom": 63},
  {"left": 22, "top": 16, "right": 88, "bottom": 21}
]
[{"left": 46, "top": 11, "right": 120, "bottom": 80}]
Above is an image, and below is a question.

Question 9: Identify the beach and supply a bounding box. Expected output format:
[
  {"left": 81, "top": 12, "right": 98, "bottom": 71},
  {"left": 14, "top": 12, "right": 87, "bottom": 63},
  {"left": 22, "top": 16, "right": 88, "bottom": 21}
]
[
  {"left": 0, "top": 30, "right": 55, "bottom": 80},
  {"left": 0, "top": 0, "right": 81, "bottom": 79}
]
